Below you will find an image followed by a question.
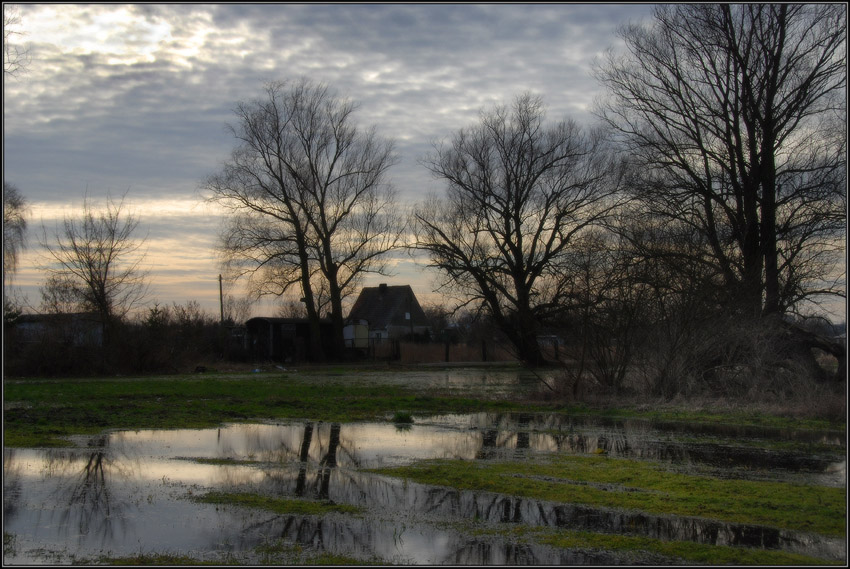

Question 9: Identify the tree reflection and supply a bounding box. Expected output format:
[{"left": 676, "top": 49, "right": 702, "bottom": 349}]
[
  {"left": 42, "top": 435, "right": 139, "bottom": 546},
  {"left": 294, "top": 421, "right": 313, "bottom": 497},
  {"left": 317, "top": 423, "right": 340, "bottom": 500},
  {"left": 3, "top": 449, "right": 22, "bottom": 521}
]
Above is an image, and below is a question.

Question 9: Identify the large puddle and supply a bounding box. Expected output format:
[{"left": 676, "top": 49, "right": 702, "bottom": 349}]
[{"left": 4, "top": 409, "right": 845, "bottom": 565}]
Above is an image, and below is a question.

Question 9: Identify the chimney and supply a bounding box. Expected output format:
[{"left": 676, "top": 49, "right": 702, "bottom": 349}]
[{"left": 379, "top": 283, "right": 388, "bottom": 293}]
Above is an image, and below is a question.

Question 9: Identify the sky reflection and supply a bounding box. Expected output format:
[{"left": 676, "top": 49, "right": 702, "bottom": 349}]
[{"left": 3, "top": 413, "right": 845, "bottom": 564}]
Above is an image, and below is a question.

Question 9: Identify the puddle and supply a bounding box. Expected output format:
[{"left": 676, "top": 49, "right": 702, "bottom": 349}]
[
  {"left": 421, "top": 412, "right": 845, "bottom": 483},
  {"left": 4, "top": 414, "right": 845, "bottom": 564}
]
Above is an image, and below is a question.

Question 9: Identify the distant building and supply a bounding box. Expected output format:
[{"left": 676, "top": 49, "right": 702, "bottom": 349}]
[
  {"left": 244, "top": 317, "right": 334, "bottom": 362},
  {"left": 346, "top": 284, "right": 431, "bottom": 341},
  {"left": 12, "top": 312, "right": 104, "bottom": 347},
  {"left": 245, "top": 284, "right": 431, "bottom": 362}
]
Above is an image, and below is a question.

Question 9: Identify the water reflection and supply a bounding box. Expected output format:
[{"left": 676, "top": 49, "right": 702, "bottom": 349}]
[
  {"left": 3, "top": 449, "right": 22, "bottom": 520},
  {"left": 234, "top": 510, "right": 630, "bottom": 565},
  {"left": 426, "top": 411, "right": 845, "bottom": 447},
  {"left": 3, "top": 412, "right": 845, "bottom": 565},
  {"left": 149, "top": 415, "right": 843, "bottom": 478},
  {"left": 17, "top": 435, "right": 144, "bottom": 549},
  {"left": 243, "top": 464, "right": 844, "bottom": 561},
  {"left": 423, "top": 412, "right": 845, "bottom": 476}
]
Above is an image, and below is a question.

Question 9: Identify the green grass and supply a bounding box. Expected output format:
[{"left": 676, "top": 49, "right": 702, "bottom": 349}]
[
  {"left": 89, "top": 553, "right": 237, "bottom": 566},
  {"left": 4, "top": 369, "right": 843, "bottom": 448},
  {"left": 2, "top": 372, "right": 520, "bottom": 447},
  {"left": 552, "top": 404, "right": 844, "bottom": 433},
  {"left": 466, "top": 524, "right": 840, "bottom": 565},
  {"left": 181, "top": 457, "right": 261, "bottom": 466},
  {"left": 391, "top": 410, "right": 414, "bottom": 424},
  {"left": 253, "top": 538, "right": 383, "bottom": 565},
  {"left": 193, "top": 491, "right": 363, "bottom": 516},
  {"left": 85, "top": 549, "right": 374, "bottom": 566},
  {"left": 8, "top": 369, "right": 841, "bottom": 566},
  {"left": 372, "top": 455, "right": 846, "bottom": 537}
]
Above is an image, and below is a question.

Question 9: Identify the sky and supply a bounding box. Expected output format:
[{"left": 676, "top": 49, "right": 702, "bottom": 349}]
[{"left": 3, "top": 3, "right": 682, "bottom": 320}]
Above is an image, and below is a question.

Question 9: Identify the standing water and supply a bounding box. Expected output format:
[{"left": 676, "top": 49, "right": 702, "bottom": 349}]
[{"left": 4, "top": 408, "right": 845, "bottom": 564}]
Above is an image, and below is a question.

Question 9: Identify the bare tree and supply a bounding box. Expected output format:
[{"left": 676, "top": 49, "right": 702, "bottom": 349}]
[
  {"left": 412, "top": 94, "right": 624, "bottom": 366},
  {"left": 3, "top": 181, "right": 28, "bottom": 282},
  {"left": 276, "top": 294, "right": 308, "bottom": 319},
  {"left": 205, "top": 78, "right": 403, "bottom": 360},
  {"left": 39, "top": 273, "right": 81, "bottom": 315},
  {"left": 38, "top": 194, "right": 149, "bottom": 340},
  {"left": 3, "top": 4, "right": 30, "bottom": 77},
  {"left": 222, "top": 294, "right": 254, "bottom": 326},
  {"left": 595, "top": 4, "right": 846, "bottom": 318}
]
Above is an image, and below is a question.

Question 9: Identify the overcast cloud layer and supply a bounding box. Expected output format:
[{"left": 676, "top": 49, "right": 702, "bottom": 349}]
[{"left": 4, "top": 3, "right": 655, "bottom": 314}]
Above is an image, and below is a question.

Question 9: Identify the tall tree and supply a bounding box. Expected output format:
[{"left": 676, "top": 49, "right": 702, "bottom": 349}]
[
  {"left": 3, "top": 181, "right": 28, "bottom": 281},
  {"left": 39, "top": 193, "right": 149, "bottom": 340},
  {"left": 3, "top": 181, "right": 28, "bottom": 321},
  {"left": 596, "top": 4, "right": 846, "bottom": 318},
  {"left": 205, "top": 79, "right": 402, "bottom": 360},
  {"left": 412, "top": 94, "right": 623, "bottom": 366}
]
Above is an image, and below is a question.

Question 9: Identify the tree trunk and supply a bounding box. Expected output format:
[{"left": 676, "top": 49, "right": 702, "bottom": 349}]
[
  {"left": 299, "top": 271, "right": 324, "bottom": 362},
  {"left": 510, "top": 307, "right": 545, "bottom": 367},
  {"left": 324, "top": 265, "right": 347, "bottom": 361}
]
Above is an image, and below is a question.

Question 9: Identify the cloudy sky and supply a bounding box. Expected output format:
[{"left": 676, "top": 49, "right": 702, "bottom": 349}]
[{"left": 4, "top": 3, "right": 656, "bottom": 317}]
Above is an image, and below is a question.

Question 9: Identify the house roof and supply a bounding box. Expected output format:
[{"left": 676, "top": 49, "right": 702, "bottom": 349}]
[{"left": 346, "top": 284, "right": 430, "bottom": 330}]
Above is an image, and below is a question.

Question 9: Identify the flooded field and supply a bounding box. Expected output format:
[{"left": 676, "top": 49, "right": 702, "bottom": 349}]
[
  {"left": 2, "top": 368, "right": 845, "bottom": 564},
  {"left": 5, "top": 408, "right": 846, "bottom": 564}
]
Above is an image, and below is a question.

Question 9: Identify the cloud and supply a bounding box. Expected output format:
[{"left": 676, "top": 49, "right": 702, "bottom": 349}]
[{"left": 4, "top": 3, "right": 656, "bottom": 314}]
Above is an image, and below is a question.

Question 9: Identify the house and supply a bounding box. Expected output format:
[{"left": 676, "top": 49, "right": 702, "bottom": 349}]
[
  {"left": 345, "top": 284, "right": 431, "bottom": 341},
  {"left": 244, "top": 317, "right": 334, "bottom": 362}
]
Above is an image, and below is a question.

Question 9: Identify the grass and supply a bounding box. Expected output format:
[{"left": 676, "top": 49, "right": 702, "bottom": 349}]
[
  {"left": 552, "top": 402, "right": 845, "bottom": 433},
  {"left": 92, "top": 553, "right": 237, "bottom": 566},
  {"left": 464, "top": 524, "right": 841, "bottom": 565},
  {"left": 391, "top": 410, "right": 414, "bottom": 424},
  {"left": 180, "top": 457, "right": 261, "bottom": 466},
  {"left": 193, "top": 491, "right": 363, "bottom": 516},
  {"left": 372, "top": 454, "right": 846, "bottom": 537},
  {"left": 2, "top": 371, "right": 521, "bottom": 447},
  {"left": 85, "top": 549, "right": 374, "bottom": 566},
  {"left": 5, "top": 368, "right": 844, "bottom": 566},
  {"left": 4, "top": 369, "right": 843, "bottom": 448}
]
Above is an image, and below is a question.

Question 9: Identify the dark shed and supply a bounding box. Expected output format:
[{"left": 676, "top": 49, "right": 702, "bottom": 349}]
[{"left": 245, "top": 317, "right": 333, "bottom": 362}]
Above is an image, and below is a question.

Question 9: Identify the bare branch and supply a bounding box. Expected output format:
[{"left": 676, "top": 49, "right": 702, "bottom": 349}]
[{"left": 413, "top": 93, "right": 624, "bottom": 365}]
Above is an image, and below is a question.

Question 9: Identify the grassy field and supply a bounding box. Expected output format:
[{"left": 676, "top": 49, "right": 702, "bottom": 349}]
[
  {"left": 3, "top": 367, "right": 846, "bottom": 565},
  {"left": 3, "top": 367, "right": 845, "bottom": 447},
  {"left": 372, "top": 454, "right": 846, "bottom": 537},
  {"left": 3, "top": 369, "right": 528, "bottom": 447}
]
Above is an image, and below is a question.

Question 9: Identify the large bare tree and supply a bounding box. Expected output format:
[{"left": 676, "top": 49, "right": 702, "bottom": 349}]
[
  {"left": 595, "top": 4, "right": 846, "bottom": 319},
  {"left": 39, "top": 194, "right": 149, "bottom": 340},
  {"left": 3, "top": 181, "right": 28, "bottom": 281},
  {"left": 3, "top": 181, "right": 28, "bottom": 320},
  {"left": 205, "top": 79, "right": 402, "bottom": 360},
  {"left": 412, "top": 94, "right": 623, "bottom": 366}
]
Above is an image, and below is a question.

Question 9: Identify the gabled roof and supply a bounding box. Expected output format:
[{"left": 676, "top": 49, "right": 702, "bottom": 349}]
[{"left": 347, "top": 284, "right": 429, "bottom": 330}]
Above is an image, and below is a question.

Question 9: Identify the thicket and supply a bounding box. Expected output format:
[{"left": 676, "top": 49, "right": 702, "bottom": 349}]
[{"left": 3, "top": 301, "right": 236, "bottom": 377}]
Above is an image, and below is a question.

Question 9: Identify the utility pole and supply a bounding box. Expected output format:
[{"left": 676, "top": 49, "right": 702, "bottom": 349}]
[{"left": 219, "top": 274, "right": 225, "bottom": 325}]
